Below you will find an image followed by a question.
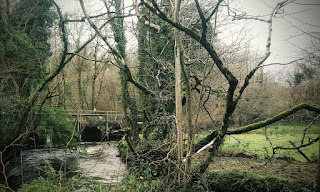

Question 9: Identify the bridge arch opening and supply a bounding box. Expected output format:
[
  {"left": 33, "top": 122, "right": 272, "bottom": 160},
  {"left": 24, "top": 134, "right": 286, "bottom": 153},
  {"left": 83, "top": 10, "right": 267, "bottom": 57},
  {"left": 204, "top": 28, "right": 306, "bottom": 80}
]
[{"left": 81, "top": 126, "right": 102, "bottom": 142}]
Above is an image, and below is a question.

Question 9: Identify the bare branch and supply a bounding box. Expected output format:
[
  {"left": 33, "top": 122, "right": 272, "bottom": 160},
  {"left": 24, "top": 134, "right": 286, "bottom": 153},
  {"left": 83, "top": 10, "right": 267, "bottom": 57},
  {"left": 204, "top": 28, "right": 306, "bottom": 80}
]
[
  {"left": 67, "top": 52, "right": 117, "bottom": 66},
  {"left": 0, "top": 130, "right": 29, "bottom": 192},
  {"left": 202, "top": 87, "right": 219, "bottom": 128},
  {"left": 141, "top": 0, "right": 238, "bottom": 92},
  {"left": 289, "top": 22, "right": 320, "bottom": 41},
  {"left": 194, "top": 0, "right": 206, "bottom": 41},
  {"left": 274, "top": 137, "right": 320, "bottom": 151},
  {"left": 261, "top": 59, "right": 303, "bottom": 68},
  {"left": 205, "top": 0, "right": 223, "bottom": 22},
  {"left": 79, "top": 0, "right": 124, "bottom": 59},
  {"left": 289, "top": 141, "right": 311, "bottom": 162},
  {"left": 136, "top": 2, "right": 160, "bottom": 31},
  {"left": 301, "top": 115, "right": 320, "bottom": 145},
  {"left": 293, "top": 2, "right": 320, "bottom": 6},
  {"left": 234, "top": 0, "right": 294, "bottom": 105},
  {"left": 65, "top": 12, "right": 112, "bottom": 22}
]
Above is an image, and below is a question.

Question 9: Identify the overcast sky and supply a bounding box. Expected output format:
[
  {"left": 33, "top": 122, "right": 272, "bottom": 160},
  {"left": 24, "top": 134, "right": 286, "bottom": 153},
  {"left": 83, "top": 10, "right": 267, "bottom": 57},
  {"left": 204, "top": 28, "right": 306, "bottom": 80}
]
[
  {"left": 240, "top": 0, "right": 320, "bottom": 59},
  {"left": 55, "top": 0, "right": 320, "bottom": 82}
]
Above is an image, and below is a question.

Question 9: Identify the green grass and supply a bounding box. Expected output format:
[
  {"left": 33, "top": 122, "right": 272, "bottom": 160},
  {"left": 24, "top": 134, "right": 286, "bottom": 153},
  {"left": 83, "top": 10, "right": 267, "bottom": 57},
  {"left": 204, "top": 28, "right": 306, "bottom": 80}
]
[
  {"left": 221, "top": 133, "right": 319, "bottom": 162},
  {"left": 249, "top": 124, "right": 320, "bottom": 135},
  {"left": 196, "top": 124, "right": 320, "bottom": 162}
]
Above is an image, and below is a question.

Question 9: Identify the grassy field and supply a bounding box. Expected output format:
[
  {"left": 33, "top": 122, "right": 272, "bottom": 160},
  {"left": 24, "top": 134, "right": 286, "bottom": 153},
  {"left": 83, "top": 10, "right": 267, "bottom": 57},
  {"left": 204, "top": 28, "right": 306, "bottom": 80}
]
[{"left": 196, "top": 124, "right": 320, "bottom": 162}]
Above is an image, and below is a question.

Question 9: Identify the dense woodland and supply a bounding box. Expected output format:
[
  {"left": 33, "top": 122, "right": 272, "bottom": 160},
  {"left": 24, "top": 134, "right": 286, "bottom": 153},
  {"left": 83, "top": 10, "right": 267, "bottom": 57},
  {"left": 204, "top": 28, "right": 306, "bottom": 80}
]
[{"left": 0, "top": 0, "right": 320, "bottom": 191}]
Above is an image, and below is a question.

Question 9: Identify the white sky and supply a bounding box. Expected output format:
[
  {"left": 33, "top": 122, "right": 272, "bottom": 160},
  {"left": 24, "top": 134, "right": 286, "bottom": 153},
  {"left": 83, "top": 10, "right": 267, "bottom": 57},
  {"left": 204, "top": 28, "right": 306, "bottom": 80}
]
[
  {"left": 220, "top": 0, "right": 320, "bottom": 82},
  {"left": 239, "top": 0, "right": 320, "bottom": 60},
  {"left": 54, "top": 0, "right": 320, "bottom": 82}
]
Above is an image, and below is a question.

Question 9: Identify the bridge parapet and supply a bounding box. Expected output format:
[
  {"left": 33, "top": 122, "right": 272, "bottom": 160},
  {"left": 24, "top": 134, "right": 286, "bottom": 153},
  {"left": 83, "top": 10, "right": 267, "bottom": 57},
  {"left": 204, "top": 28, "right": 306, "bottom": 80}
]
[
  {"left": 68, "top": 110, "right": 124, "bottom": 141},
  {"left": 68, "top": 110, "right": 122, "bottom": 117}
]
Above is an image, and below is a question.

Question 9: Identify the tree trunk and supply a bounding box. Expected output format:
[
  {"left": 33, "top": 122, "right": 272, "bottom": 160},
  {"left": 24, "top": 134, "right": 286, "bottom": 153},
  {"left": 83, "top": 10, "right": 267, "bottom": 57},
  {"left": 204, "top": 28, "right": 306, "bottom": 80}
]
[
  {"left": 179, "top": 14, "right": 193, "bottom": 192},
  {"left": 91, "top": 74, "right": 96, "bottom": 110},
  {"left": 173, "top": 0, "right": 184, "bottom": 185},
  {"left": 57, "top": 75, "right": 62, "bottom": 106},
  {"left": 91, "top": 64, "right": 97, "bottom": 110},
  {"left": 91, "top": 42, "right": 98, "bottom": 110},
  {"left": 77, "top": 55, "right": 84, "bottom": 110},
  {"left": 62, "top": 70, "right": 66, "bottom": 108},
  {"left": 78, "top": 69, "right": 83, "bottom": 110},
  {"left": 317, "top": 141, "right": 320, "bottom": 192}
]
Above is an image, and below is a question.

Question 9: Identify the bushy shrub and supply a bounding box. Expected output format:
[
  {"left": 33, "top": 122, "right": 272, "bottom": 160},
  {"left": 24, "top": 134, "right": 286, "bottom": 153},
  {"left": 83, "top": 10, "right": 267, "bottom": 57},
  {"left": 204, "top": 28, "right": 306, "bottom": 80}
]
[
  {"left": 36, "top": 107, "right": 78, "bottom": 148},
  {"left": 0, "top": 95, "right": 21, "bottom": 148}
]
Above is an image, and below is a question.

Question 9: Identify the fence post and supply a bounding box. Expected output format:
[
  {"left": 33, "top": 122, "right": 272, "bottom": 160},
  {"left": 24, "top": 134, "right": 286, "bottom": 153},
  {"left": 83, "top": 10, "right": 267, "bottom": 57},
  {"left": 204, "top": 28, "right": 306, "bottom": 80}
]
[
  {"left": 77, "top": 110, "right": 81, "bottom": 140},
  {"left": 106, "top": 111, "right": 109, "bottom": 140}
]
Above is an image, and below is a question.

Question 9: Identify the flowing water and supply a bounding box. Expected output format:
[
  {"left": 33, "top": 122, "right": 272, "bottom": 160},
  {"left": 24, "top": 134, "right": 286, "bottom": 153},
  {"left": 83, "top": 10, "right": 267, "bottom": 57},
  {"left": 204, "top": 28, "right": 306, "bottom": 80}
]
[
  {"left": 6, "top": 142, "right": 126, "bottom": 188},
  {"left": 78, "top": 142, "right": 126, "bottom": 184}
]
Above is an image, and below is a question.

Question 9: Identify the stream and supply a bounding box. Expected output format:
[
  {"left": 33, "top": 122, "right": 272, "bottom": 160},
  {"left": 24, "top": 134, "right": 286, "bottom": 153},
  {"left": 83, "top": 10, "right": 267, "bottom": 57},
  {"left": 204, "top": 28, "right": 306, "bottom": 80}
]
[
  {"left": 78, "top": 142, "right": 125, "bottom": 184},
  {"left": 6, "top": 142, "right": 126, "bottom": 188}
]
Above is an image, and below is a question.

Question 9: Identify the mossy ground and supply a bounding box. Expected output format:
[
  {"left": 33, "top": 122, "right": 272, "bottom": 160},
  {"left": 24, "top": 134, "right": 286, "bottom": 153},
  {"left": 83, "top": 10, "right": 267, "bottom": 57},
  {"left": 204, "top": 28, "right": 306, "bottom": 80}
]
[{"left": 206, "top": 151, "right": 316, "bottom": 185}]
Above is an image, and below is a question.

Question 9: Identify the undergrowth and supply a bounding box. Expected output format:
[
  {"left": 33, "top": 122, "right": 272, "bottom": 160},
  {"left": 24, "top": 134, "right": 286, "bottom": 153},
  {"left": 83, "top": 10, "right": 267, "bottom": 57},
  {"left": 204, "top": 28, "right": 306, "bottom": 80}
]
[{"left": 188, "top": 169, "right": 313, "bottom": 192}]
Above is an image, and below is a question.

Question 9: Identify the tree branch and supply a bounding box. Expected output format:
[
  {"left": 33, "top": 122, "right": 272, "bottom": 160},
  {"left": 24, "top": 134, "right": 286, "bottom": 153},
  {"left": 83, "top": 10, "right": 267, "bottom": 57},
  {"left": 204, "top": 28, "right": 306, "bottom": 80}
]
[
  {"left": 227, "top": 103, "right": 320, "bottom": 135},
  {"left": 194, "top": 0, "right": 207, "bottom": 41},
  {"left": 65, "top": 11, "right": 111, "bottom": 22},
  {"left": 274, "top": 137, "right": 320, "bottom": 151},
  {"left": 67, "top": 53, "right": 116, "bottom": 66},
  {"left": 18, "top": 0, "right": 69, "bottom": 133},
  {"left": 136, "top": 2, "right": 160, "bottom": 31},
  {"left": 302, "top": 115, "right": 320, "bottom": 145},
  {"left": 0, "top": 130, "right": 28, "bottom": 192},
  {"left": 261, "top": 59, "right": 303, "bottom": 67},
  {"left": 141, "top": 0, "right": 237, "bottom": 85},
  {"left": 141, "top": 0, "right": 238, "bottom": 140},
  {"left": 234, "top": 1, "right": 291, "bottom": 105},
  {"left": 206, "top": 0, "right": 223, "bottom": 22}
]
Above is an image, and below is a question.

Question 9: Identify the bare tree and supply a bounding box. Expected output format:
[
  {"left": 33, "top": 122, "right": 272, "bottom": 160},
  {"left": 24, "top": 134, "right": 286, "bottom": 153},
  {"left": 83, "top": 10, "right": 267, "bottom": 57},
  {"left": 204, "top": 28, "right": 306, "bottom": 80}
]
[{"left": 137, "top": 0, "right": 320, "bottom": 181}]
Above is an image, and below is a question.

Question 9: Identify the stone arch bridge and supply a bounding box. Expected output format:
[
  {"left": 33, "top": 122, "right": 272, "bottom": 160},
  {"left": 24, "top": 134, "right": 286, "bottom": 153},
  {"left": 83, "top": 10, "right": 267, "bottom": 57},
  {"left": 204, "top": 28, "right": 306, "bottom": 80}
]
[{"left": 68, "top": 110, "right": 125, "bottom": 142}]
